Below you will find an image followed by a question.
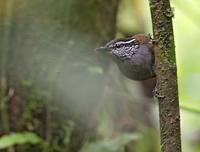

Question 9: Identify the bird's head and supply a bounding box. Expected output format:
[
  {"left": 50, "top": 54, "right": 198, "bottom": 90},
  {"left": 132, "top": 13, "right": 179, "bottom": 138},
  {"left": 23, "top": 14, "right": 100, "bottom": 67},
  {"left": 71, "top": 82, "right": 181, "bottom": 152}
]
[
  {"left": 95, "top": 34, "right": 155, "bottom": 80},
  {"left": 96, "top": 34, "right": 153, "bottom": 62}
]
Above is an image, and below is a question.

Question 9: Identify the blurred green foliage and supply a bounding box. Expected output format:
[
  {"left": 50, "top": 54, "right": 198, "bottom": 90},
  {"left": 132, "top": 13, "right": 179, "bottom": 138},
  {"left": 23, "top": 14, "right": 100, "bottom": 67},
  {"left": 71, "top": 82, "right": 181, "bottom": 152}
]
[
  {"left": 81, "top": 134, "right": 139, "bottom": 152},
  {"left": 0, "top": 132, "right": 43, "bottom": 149}
]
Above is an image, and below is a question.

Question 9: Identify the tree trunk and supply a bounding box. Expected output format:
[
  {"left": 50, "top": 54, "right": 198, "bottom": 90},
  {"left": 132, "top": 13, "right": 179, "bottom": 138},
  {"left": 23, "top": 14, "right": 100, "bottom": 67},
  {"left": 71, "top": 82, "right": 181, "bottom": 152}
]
[{"left": 148, "top": 0, "right": 182, "bottom": 151}]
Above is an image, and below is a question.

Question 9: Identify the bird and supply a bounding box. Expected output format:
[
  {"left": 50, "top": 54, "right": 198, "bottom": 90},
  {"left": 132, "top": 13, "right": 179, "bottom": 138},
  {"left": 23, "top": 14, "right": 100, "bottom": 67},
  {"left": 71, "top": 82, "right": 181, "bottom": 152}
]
[{"left": 96, "top": 34, "right": 155, "bottom": 81}]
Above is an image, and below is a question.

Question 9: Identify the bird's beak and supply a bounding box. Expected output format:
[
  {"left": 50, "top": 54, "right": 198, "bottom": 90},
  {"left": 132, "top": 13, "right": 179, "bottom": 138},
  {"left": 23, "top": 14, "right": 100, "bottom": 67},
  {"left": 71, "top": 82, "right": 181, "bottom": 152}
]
[{"left": 95, "top": 46, "right": 111, "bottom": 52}]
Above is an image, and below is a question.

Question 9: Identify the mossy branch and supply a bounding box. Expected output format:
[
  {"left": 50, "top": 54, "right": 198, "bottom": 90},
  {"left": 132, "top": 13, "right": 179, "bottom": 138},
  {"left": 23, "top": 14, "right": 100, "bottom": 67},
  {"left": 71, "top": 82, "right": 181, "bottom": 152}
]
[{"left": 148, "top": 0, "right": 182, "bottom": 151}]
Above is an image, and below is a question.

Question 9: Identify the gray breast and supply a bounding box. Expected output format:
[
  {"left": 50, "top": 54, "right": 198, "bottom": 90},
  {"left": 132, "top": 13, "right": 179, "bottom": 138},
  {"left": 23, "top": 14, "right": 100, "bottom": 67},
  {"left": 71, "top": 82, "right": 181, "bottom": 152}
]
[{"left": 112, "top": 45, "right": 154, "bottom": 80}]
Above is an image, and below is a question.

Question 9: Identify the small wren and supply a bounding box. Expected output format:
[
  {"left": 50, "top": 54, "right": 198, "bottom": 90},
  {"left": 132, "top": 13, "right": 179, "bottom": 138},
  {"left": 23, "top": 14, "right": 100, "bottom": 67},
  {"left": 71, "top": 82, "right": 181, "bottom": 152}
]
[{"left": 96, "top": 34, "right": 155, "bottom": 81}]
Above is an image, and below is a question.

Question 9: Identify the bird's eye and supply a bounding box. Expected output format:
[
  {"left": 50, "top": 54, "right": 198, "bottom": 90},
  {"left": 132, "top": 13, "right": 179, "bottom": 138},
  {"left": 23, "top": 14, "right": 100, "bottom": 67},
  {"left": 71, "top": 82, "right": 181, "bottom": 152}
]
[{"left": 115, "top": 43, "right": 120, "bottom": 47}]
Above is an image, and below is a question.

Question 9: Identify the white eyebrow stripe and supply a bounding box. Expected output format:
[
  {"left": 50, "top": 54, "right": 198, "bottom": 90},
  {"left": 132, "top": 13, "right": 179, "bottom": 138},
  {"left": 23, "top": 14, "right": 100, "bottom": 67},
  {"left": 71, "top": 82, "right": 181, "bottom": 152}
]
[{"left": 116, "top": 39, "right": 136, "bottom": 45}]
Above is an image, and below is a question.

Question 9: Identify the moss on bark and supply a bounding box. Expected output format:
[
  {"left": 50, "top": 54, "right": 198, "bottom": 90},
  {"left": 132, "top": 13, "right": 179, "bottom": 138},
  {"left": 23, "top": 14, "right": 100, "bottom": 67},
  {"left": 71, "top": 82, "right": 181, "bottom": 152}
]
[{"left": 148, "top": 0, "right": 182, "bottom": 152}]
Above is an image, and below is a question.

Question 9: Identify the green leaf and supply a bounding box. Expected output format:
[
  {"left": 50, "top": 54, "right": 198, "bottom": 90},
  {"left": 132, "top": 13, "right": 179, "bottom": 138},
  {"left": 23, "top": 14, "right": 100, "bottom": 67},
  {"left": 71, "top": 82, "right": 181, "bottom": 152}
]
[{"left": 0, "top": 132, "right": 43, "bottom": 149}]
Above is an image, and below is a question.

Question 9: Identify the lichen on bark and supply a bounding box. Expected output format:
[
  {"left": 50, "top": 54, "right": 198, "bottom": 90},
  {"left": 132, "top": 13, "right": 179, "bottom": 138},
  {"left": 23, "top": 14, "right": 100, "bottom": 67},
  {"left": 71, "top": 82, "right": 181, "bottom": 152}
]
[{"left": 148, "top": 0, "right": 182, "bottom": 152}]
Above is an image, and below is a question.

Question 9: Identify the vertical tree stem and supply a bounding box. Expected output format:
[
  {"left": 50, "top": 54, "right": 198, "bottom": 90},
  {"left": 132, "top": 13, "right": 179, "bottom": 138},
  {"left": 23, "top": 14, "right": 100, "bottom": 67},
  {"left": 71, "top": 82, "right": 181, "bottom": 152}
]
[
  {"left": 148, "top": 0, "right": 182, "bottom": 152},
  {"left": 1, "top": 0, "right": 14, "bottom": 133},
  {"left": 1, "top": 1, "right": 15, "bottom": 152}
]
